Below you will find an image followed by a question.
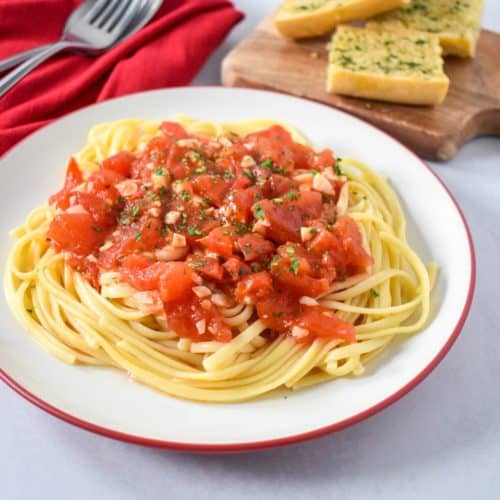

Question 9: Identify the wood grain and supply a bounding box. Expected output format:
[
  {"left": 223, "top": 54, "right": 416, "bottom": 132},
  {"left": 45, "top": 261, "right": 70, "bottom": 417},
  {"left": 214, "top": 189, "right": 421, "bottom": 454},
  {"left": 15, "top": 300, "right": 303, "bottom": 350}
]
[{"left": 222, "top": 14, "right": 500, "bottom": 160}]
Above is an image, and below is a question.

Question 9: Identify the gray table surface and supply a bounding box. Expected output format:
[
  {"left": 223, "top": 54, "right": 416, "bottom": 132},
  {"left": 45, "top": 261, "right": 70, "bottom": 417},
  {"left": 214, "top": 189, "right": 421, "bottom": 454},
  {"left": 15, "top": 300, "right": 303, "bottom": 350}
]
[{"left": 2, "top": 1, "right": 499, "bottom": 499}]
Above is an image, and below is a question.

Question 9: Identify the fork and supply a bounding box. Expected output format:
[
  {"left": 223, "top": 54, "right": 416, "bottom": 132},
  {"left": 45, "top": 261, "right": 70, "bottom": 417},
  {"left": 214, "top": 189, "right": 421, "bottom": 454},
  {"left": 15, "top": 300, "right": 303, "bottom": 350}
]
[
  {"left": 0, "top": 0, "right": 143, "bottom": 98},
  {"left": 0, "top": 0, "right": 163, "bottom": 74}
]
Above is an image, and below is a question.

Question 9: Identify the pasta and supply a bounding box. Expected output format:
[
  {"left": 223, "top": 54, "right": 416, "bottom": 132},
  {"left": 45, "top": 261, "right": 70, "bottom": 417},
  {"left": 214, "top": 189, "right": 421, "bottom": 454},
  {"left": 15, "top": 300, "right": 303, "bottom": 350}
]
[{"left": 4, "top": 116, "right": 435, "bottom": 402}]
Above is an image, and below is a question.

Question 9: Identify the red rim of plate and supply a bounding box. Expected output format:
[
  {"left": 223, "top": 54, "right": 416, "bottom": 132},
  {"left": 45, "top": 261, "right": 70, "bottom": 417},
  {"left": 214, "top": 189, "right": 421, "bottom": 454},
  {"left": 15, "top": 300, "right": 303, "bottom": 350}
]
[{"left": 0, "top": 87, "right": 476, "bottom": 453}]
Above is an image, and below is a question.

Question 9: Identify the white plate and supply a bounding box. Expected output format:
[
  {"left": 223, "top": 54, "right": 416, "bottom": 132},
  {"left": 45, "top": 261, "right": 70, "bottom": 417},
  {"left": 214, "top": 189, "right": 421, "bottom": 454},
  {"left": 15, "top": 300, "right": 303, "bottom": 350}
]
[{"left": 0, "top": 87, "right": 475, "bottom": 452}]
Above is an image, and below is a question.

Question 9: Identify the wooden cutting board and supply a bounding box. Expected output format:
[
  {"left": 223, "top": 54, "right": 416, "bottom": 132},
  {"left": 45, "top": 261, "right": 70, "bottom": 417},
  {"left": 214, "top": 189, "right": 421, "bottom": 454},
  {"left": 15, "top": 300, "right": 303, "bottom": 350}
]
[{"left": 222, "top": 13, "right": 500, "bottom": 160}]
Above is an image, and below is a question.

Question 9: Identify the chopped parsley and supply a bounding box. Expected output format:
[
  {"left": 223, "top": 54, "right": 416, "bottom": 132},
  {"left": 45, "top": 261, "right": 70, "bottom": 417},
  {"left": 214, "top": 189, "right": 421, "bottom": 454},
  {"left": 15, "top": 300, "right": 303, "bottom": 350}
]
[
  {"left": 371, "top": 289, "right": 380, "bottom": 298},
  {"left": 261, "top": 159, "right": 274, "bottom": 169},
  {"left": 253, "top": 203, "right": 265, "bottom": 220},
  {"left": 180, "top": 190, "right": 191, "bottom": 201},
  {"left": 334, "top": 164, "right": 345, "bottom": 176},
  {"left": 243, "top": 169, "right": 254, "bottom": 180},
  {"left": 130, "top": 204, "right": 140, "bottom": 217},
  {"left": 284, "top": 190, "right": 299, "bottom": 201},
  {"left": 223, "top": 170, "right": 234, "bottom": 179},
  {"left": 194, "top": 166, "right": 207, "bottom": 174},
  {"left": 235, "top": 223, "right": 251, "bottom": 235},
  {"left": 187, "top": 226, "right": 205, "bottom": 236},
  {"left": 134, "top": 232, "right": 142, "bottom": 241},
  {"left": 285, "top": 246, "right": 295, "bottom": 256},
  {"left": 289, "top": 257, "right": 300, "bottom": 275},
  {"left": 154, "top": 167, "right": 165, "bottom": 176}
]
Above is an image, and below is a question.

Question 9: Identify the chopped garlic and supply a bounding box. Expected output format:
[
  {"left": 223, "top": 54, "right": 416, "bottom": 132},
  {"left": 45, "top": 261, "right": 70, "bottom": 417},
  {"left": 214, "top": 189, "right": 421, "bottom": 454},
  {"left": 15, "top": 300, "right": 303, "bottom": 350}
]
[
  {"left": 66, "top": 204, "right": 88, "bottom": 215},
  {"left": 193, "top": 286, "right": 212, "bottom": 298},
  {"left": 300, "top": 227, "right": 315, "bottom": 242},
  {"left": 253, "top": 218, "right": 271, "bottom": 234},
  {"left": 291, "top": 326, "right": 309, "bottom": 339},
  {"left": 176, "top": 138, "right": 200, "bottom": 149},
  {"left": 211, "top": 293, "right": 231, "bottom": 307},
  {"left": 155, "top": 245, "right": 187, "bottom": 261},
  {"left": 195, "top": 319, "right": 206, "bottom": 335},
  {"left": 241, "top": 155, "right": 256, "bottom": 167},
  {"left": 172, "top": 233, "right": 187, "bottom": 248},
  {"left": 312, "top": 172, "right": 334, "bottom": 195},
  {"left": 151, "top": 174, "right": 167, "bottom": 189},
  {"left": 99, "top": 241, "right": 113, "bottom": 252},
  {"left": 336, "top": 183, "right": 349, "bottom": 216},
  {"left": 201, "top": 299, "right": 212, "bottom": 310},
  {"left": 218, "top": 136, "right": 232, "bottom": 148},
  {"left": 299, "top": 296, "right": 319, "bottom": 306},
  {"left": 294, "top": 172, "right": 314, "bottom": 184},
  {"left": 115, "top": 180, "right": 138, "bottom": 197},
  {"left": 165, "top": 210, "right": 181, "bottom": 224}
]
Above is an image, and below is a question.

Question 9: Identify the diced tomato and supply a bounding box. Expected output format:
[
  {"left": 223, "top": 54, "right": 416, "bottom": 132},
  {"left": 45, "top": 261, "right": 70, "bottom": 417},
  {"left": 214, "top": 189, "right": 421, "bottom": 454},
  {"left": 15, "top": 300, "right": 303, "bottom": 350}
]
[
  {"left": 293, "top": 309, "right": 355, "bottom": 343},
  {"left": 262, "top": 175, "right": 297, "bottom": 198},
  {"left": 307, "top": 223, "right": 348, "bottom": 274},
  {"left": 89, "top": 168, "right": 125, "bottom": 188},
  {"left": 120, "top": 255, "right": 161, "bottom": 291},
  {"left": 256, "top": 290, "right": 299, "bottom": 332},
  {"left": 191, "top": 174, "right": 232, "bottom": 207},
  {"left": 232, "top": 175, "right": 252, "bottom": 191},
  {"left": 258, "top": 191, "right": 323, "bottom": 244},
  {"left": 313, "top": 149, "right": 336, "bottom": 170},
  {"left": 160, "top": 121, "right": 188, "bottom": 141},
  {"left": 230, "top": 187, "right": 261, "bottom": 224},
  {"left": 245, "top": 125, "right": 296, "bottom": 172},
  {"left": 49, "top": 158, "right": 83, "bottom": 209},
  {"left": 237, "top": 233, "right": 275, "bottom": 262},
  {"left": 167, "top": 144, "right": 191, "bottom": 180},
  {"left": 47, "top": 213, "right": 106, "bottom": 255},
  {"left": 158, "top": 262, "right": 196, "bottom": 303},
  {"left": 198, "top": 227, "right": 233, "bottom": 258},
  {"left": 132, "top": 136, "right": 169, "bottom": 179},
  {"left": 133, "top": 217, "right": 163, "bottom": 251},
  {"left": 98, "top": 217, "right": 163, "bottom": 269},
  {"left": 188, "top": 256, "right": 224, "bottom": 281},
  {"left": 292, "top": 142, "right": 314, "bottom": 170},
  {"left": 86, "top": 169, "right": 124, "bottom": 210},
  {"left": 223, "top": 257, "right": 251, "bottom": 281},
  {"left": 212, "top": 141, "right": 247, "bottom": 175},
  {"left": 258, "top": 199, "right": 302, "bottom": 243},
  {"left": 334, "top": 216, "right": 373, "bottom": 273},
  {"left": 295, "top": 191, "right": 323, "bottom": 218},
  {"left": 271, "top": 244, "right": 331, "bottom": 297},
  {"left": 271, "top": 257, "right": 330, "bottom": 297},
  {"left": 165, "top": 294, "right": 232, "bottom": 342},
  {"left": 67, "top": 254, "right": 99, "bottom": 289},
  {"left": 101, "top": 151, "right": 135, "bottom": 177},
  {"left": 307, "top": 224, "right": 341, "bottom": 253},
  {"left": 235, "top": 271, "right": 273, "bottom": 303},
  {"left": 72, "top": 191, "right": 120, "bottom": 228}
]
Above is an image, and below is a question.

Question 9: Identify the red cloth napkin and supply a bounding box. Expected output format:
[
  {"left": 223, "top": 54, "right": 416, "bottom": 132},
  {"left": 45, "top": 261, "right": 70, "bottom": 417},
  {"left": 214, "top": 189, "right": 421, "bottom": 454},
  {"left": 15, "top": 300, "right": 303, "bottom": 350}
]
[{"left": 0, "top": 0, "right": 243, "bottom": 156}]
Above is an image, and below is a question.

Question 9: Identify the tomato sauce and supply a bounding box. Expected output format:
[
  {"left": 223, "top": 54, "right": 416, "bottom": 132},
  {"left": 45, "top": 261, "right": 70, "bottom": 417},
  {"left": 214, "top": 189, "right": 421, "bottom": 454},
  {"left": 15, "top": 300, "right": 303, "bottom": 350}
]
[{"left": 47, "top": 123, "right": 372, "bottom": 344}]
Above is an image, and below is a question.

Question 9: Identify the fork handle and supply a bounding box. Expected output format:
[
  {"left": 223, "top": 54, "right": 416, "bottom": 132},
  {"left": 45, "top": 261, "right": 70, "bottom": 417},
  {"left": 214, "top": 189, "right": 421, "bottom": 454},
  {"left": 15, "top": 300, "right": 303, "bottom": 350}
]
[
  {"left": 0, "top": 41, "right": 78, "bottom": 98},
  {"left": 0, "top": 44, "right": 53, "bottom": 73}
]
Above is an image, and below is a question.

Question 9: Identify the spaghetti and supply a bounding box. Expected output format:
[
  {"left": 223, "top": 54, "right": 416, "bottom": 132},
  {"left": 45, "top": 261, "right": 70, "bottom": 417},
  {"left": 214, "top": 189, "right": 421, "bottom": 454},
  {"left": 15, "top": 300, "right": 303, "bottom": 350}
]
[{"left": 4, "top": 116, "right": 436, "bottom": 402}]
